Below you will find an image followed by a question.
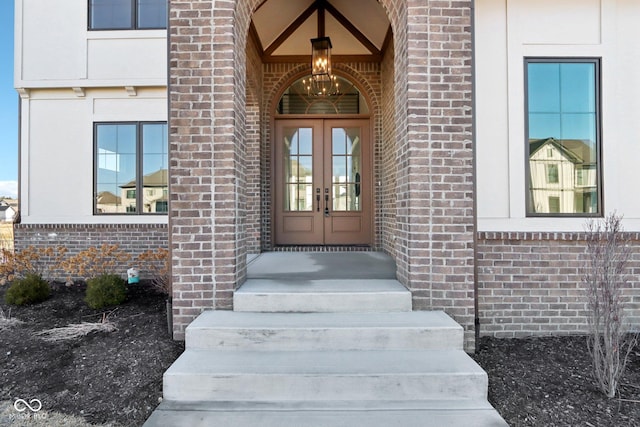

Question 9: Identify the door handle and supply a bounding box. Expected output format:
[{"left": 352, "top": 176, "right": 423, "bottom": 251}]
[
  {"left": 316, "top": 188, "right": 321, "bottom": 212},
  {"left": 324, "top": 188, "right": 330, "bottom": 217}
]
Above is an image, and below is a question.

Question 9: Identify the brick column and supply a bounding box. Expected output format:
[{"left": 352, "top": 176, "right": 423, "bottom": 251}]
[
  {"left": 402, "top": 0, "right": 476, "bottom": 350},
  {"left": 169, "top": 0, "right": 251, "bottom": 338},
  {"left": 169, "top": 0, "right": 216, "bottom": 339}
]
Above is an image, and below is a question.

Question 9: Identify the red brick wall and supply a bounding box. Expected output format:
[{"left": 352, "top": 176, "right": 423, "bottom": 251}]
[
  {"left": 245, "top": 31, "right": 263, "bottom": 254},
  {"left": 401, "top": 0, "right": 476, "bottom": 350},
  {"left": 380, "top": 38, "right": 397, "bottom": 257},
  {"left": 478, "top": 232, "right": 640, "bottom": 338},
  {"left": 13, "top": 224, "right": 168, "bottom": 280}
]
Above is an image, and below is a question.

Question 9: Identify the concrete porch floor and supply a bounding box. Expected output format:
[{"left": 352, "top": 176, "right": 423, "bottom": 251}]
[
  {"left": 238, "top": 251, "right": 409, "bottom": 313},
  {"left": 246, "top": 251, "right": 397, "bottom": 280}
]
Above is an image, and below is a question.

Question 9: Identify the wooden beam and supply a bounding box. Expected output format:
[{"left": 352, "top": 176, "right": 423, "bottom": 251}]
[
  {"left": 263, "top": 2, "right": 318, "bottom": 57},
  {"left": 324, "top": 1, "right": 381, "bottom": 56},
  {"left": 262, "top": 54, "right": 381, "bottom": 64},
  {"left": 317, "top": 0, "right": 325, "bottom": 38}
]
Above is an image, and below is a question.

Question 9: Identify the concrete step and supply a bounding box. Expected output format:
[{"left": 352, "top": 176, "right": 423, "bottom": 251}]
[
  {"left": 233, "top": 279, "right": 411, "bottom": 312},
  {"left": 143, "top": 399, "right": 508, "bottom": 427},
  {"left": 163, "top": 349, "right": 488, "bottom": 402},
  {"left": 186, "top": 311, "right": 463, "bottom": 351}
]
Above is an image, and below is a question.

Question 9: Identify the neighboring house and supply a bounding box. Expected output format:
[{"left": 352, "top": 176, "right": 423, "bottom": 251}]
[
  {"left": 118, "top": 169, "right": 168, "bottom": 214},
  {"left": 529, "top": 138, "right": 598, "bottom": 214},
  {"left": 13, "top": 0, "right": 640, "bottom": 350},
  {"left": 0, "top": 203, "right": 16, "bottom": 223}
]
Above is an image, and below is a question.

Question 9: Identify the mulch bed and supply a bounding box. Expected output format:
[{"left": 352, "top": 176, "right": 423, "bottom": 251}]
[
  {"left": 473, "top": 335, "right": 640, "bottom": 426},
  {"left": 0, "top": 282, "right": 638, "bottom": 426},
  {"left": 0, "top": 282, "right": 183, "bottom": 426}
]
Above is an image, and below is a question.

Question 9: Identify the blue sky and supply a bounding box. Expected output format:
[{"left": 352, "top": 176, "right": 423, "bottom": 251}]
[{"left": 0, "top": 0, "right": 17, "bottom": 198}]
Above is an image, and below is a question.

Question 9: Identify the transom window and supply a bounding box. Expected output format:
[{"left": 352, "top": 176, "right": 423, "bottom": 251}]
[
  {"left": 277, "top": 76, "right": 368, "bottom": 115},
  {"left": 89, "top": 0, "right": 167, "bottom": 30},
  {"left": 526, "top": 58, "right": 601, "bottom": 216},
  {"left": 95, "top": 122, "right": 168, "bottom": 215}
]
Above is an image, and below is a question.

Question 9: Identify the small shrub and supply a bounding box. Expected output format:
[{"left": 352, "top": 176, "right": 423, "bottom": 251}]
[
  {"left": 584, "top": 212, "right": 638, "bottom": 398},
  {"left": 85, "top": 274, "right": 127, "bottom": 309},
  {"left": 5, "top": 273, "right": 51, "bottom": 306}
]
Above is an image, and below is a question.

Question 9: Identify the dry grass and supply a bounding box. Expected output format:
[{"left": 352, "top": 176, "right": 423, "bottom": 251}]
[
  {"left": 34, "top": 317, "right": 117, "bottom": 342},
  {"left": 0, "top": 223, "right": 13, "bottom": 251},
  {"left": 0, "top": 306, "right": 23, "bottom": 330},
  {"left": 0, "top": 222, "right": 13, "bottom": 264}
]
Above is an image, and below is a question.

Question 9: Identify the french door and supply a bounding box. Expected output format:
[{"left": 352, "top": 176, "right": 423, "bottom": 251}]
[{"left": 274, "top": 119, "right": 371, "bottom": 245}]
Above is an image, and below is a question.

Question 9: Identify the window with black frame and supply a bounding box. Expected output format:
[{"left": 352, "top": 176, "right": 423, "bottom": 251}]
[
  {"left": 95, "top": 122, "right": 168, "bottom": 215},
  {"left": 89, "top": 0, "right": 167, "bottom": 30},
  {"left": 525, "top": 58, "right": 601, "bottom": 216}
]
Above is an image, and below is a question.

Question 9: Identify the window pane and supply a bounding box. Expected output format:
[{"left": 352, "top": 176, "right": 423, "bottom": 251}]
[
  {"left": 96, "top": 124, "right": 137, "bottom": 214},
  {"left": 137, "top": 0, "right": 167, "bottom": 29},
  {"left": 96, "top": 122, "right": 167, "bottom": 215},
  {"left": 528, "top": 63, "right": 560, "bottom": 113},
  {"left": 527, "top": 60, "right": 599, "bottom": 215},
  {"left": 90, "top": 0, "right": 133, "bottom": 29},
  {"left": 560, "top": 63, "right": 596, "bottom": 113},
  {"left": 142, "top": 123, "right": 168, "bottom": 213}
]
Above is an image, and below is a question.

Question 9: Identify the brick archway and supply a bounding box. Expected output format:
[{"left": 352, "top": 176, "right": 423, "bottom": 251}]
[{"left": 169, "top": 0, "right": 476, "bottom": 350}]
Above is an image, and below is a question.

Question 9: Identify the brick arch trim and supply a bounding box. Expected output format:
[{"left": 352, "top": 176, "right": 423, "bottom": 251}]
[{"left": 265, "top": 64, "right": 380, "bottom": 117}]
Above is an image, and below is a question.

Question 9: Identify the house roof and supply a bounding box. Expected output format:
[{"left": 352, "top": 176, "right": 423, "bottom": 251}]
[
  {"left": 96, "top": 191, "right": 121, "bottom": 205},
  {"left": 120, "top": 169, "right": 168, "bottom": 189},
  {"left": 529, "top": 138, "right": 595, "bottom": 164}
]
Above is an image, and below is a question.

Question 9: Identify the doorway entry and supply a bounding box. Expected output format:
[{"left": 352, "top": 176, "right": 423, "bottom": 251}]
[{"left": 274, "top": 118, "right": 372, "bottom": 245}]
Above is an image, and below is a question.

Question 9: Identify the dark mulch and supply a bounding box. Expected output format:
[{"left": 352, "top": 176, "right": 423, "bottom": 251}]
[
  {"left": 0, "top": 282, "right": 183, "bottom": 426},
  {"left": 1, "top": 282, "right": 639, "bottom": 426},
  {"left": 473, "top": 335, "right": 640, "bottom": 426}
]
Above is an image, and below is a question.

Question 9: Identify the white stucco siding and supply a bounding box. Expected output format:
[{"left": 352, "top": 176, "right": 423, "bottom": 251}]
[
  {"left": 87, "top": 35, "right": 167, "bottom": 82},
  {"left": 15, "top": 0, "right": 167, "bottom": 89},
  {"left": 475, "top": 0, "right": 640, "bottom": 231},
  {"left": 20, "top": 88, "right": 168, "bottom": 225}
]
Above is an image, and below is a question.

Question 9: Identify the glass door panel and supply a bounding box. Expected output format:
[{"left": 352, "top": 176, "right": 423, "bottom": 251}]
[
  {"left": 283, "top": 127, "right": 313, "bottom": 211},
  {"left": 331, "top": 127, "right": 361, "bottom": 212}
]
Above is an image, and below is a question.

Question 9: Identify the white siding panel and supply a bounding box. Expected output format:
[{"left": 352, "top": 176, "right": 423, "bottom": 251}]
[
  {"left": 476, "top": 0, "right": 640, "bottom": 231},
  {"left": 21, "top": 0, "right": 86, "bottom": 81},
  {"left": 22, "top": 90, "right": 167, "bottom": 224},
  {"left": 87, "top": 38, "right": 167, "bottom": 81},
  {"left": 513, "top": 0, "right": 602, "bottom": 45},
  {"left": 28, "top": 99, "right": 92, "bottom": 218},
  {"left": 609, "top": 0, "right": 640, "bottom": 216},
  {"left": 475, "top": 0, "right": 510, "bottom": 219},
  {"left": 93, "top": 97, "right": 167, "bottom": 120}
]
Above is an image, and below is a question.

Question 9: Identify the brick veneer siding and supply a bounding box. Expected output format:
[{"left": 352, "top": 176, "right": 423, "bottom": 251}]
[
  {"left": 401, "top": 0, "right": 476, "bottom": 350},
  {"left": 169, "top": 0, "right": 477, "bottom": 349},
  {"left": 477, "top": 232, "right": 640, "bottom": 338},
  {"left": 13, "top": 224, "right": 168, "bottom": 280},
  {"left": 380, "top": 38, "right": 397, "bottom": 257}
]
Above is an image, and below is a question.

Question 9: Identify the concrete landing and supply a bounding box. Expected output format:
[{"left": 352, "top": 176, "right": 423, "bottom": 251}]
[{"left": 247, "top": 251, "right": 397, "bottom": 280}]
